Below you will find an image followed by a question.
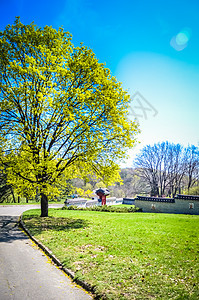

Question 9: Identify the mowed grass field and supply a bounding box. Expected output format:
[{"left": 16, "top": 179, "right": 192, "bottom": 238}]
[{"left": 23, "top": 209, "right": 199, "bottom": 299}]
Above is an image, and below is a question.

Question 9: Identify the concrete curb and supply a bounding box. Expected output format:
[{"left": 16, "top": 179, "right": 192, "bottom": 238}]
[{"left": 19, "top": 215, "right": 96, "bottom": 297}]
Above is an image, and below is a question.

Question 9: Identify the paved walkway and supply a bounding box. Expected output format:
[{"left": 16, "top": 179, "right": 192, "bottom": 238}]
[{"left": 0, "top": 205, "right": 93, "bottom": 300}]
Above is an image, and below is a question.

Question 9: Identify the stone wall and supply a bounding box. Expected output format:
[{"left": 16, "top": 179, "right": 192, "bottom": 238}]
[
  {"left": 65, "top": 197, "right": 123, "bottom": 207},
  {"left": 133, "top": 195, "right": 199, "bottom": 215},
  {"left": 134, "top": 199, "right": 175, "bottom": 213},
  {"left": 174, "top": 198, "right": 199, "bottom": 215},
  {"left": 64, "top": 195, "right": 199, "bottom": 214}
]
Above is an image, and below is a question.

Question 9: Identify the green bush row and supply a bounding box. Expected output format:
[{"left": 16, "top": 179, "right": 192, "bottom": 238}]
[{"left": 62, "top": 204, "right": 142, "bottom": 213}]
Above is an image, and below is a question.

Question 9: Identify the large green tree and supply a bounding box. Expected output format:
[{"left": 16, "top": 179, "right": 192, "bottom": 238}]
[{"left": 0, "top": 18, "right": 139, "bottom": 216}]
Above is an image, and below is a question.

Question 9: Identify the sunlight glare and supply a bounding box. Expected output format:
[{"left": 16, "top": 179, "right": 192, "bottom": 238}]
[{"left": 170, "top": 27, "right": 191, "bottom": 51}]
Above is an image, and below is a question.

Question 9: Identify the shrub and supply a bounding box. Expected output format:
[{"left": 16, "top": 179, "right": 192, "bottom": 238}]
[{"left": 62, "top": 204, "right": 141, "bottom": 213}]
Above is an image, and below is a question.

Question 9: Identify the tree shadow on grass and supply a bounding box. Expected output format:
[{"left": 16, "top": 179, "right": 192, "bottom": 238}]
[{"left": 23, "top": 215, "right": 89, "bottom": 235}]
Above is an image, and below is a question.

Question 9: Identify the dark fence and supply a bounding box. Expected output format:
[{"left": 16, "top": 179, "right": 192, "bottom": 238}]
[
  {"left": 123, "top": 198, "right": 135, "bottom": 205},
  {"left": 136, "top": 196, "right": 175, "bottom": 203},
  {"left": 175, "top": 194, "right": 199, "bottom": 201}
]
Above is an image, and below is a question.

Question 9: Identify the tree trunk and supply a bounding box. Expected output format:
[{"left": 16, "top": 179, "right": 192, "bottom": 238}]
[
  {"left": 18, "top": 196, "right": 20, "bottom": 203},
  {"left": 40, "top": 192, "right": 48, "bottom": 217},
  {"left": 11, "top": 188, "right": 16, "bottom": 203},
  {"left": 35, "top": 187, "right": 40, "bottom": 202}
]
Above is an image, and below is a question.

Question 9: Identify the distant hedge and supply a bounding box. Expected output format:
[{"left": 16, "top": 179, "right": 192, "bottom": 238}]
[{"left": 62, "top": 205, "right": 142, "bottom": 213}]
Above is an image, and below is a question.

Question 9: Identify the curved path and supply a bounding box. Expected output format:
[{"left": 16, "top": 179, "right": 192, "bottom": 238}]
[{"left": 0, "top": 205, "right": 93, "bottom": 300}]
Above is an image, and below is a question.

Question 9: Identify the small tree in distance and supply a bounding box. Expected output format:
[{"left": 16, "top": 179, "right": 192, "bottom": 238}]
[{"left": 0, "top": 18, "right": 139, "bottom": 216}]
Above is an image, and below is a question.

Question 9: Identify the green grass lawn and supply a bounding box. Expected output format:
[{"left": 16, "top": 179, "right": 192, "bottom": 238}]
[{"left": 22, "top": 209, "right": 199, "bottom": 299}]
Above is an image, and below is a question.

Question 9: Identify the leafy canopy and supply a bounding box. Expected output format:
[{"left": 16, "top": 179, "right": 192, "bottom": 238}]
[{"left": 0, "top": 17, "right": 139, "bottom": 197}]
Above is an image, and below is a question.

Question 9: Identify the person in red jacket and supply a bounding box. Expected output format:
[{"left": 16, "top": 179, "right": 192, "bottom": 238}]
[
  {"left": 96, "top": 188, "right": 110, "bottom": 206},
  {"left": 101, "top": 194, "right": 106, "bottom": 206}
]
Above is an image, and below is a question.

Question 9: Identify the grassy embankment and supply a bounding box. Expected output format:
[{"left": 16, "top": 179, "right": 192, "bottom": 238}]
[{"left": 23, "top": 208, "right": 199, "bottom": 299}]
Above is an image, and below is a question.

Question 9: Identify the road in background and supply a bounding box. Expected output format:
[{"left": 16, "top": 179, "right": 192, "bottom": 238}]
[{"left": 0, "top": 203, "right": 63, "bottom": 216}]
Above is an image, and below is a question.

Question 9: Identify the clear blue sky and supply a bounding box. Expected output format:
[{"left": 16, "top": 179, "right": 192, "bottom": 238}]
[{"left": 1, "top": 0, "right": 199, "bottom": 166}]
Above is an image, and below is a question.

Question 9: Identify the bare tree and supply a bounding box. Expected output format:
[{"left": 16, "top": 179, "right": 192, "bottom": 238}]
[
  {"left": 184, "top": 145, "right": 199, "bottom": 192},
  {"left": 134, "top": 142, "right": 172, "bottom": 196},
  {"left": 134, "top": 142, "right": 198, "bottom": 197},
  {"left": 134, "top": 145, "right": 160, "bottom": 196},
  {"left": 166, "top": 144, "right": 186, "bottom": 196}
]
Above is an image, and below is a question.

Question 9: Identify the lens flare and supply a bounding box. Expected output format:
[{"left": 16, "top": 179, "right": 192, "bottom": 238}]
[
  {"left": 170, "top": 27, "right": 192, "bottom": 51},
  {"left": 176, "top": 32, "right": 189, "bottom": 45}
]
